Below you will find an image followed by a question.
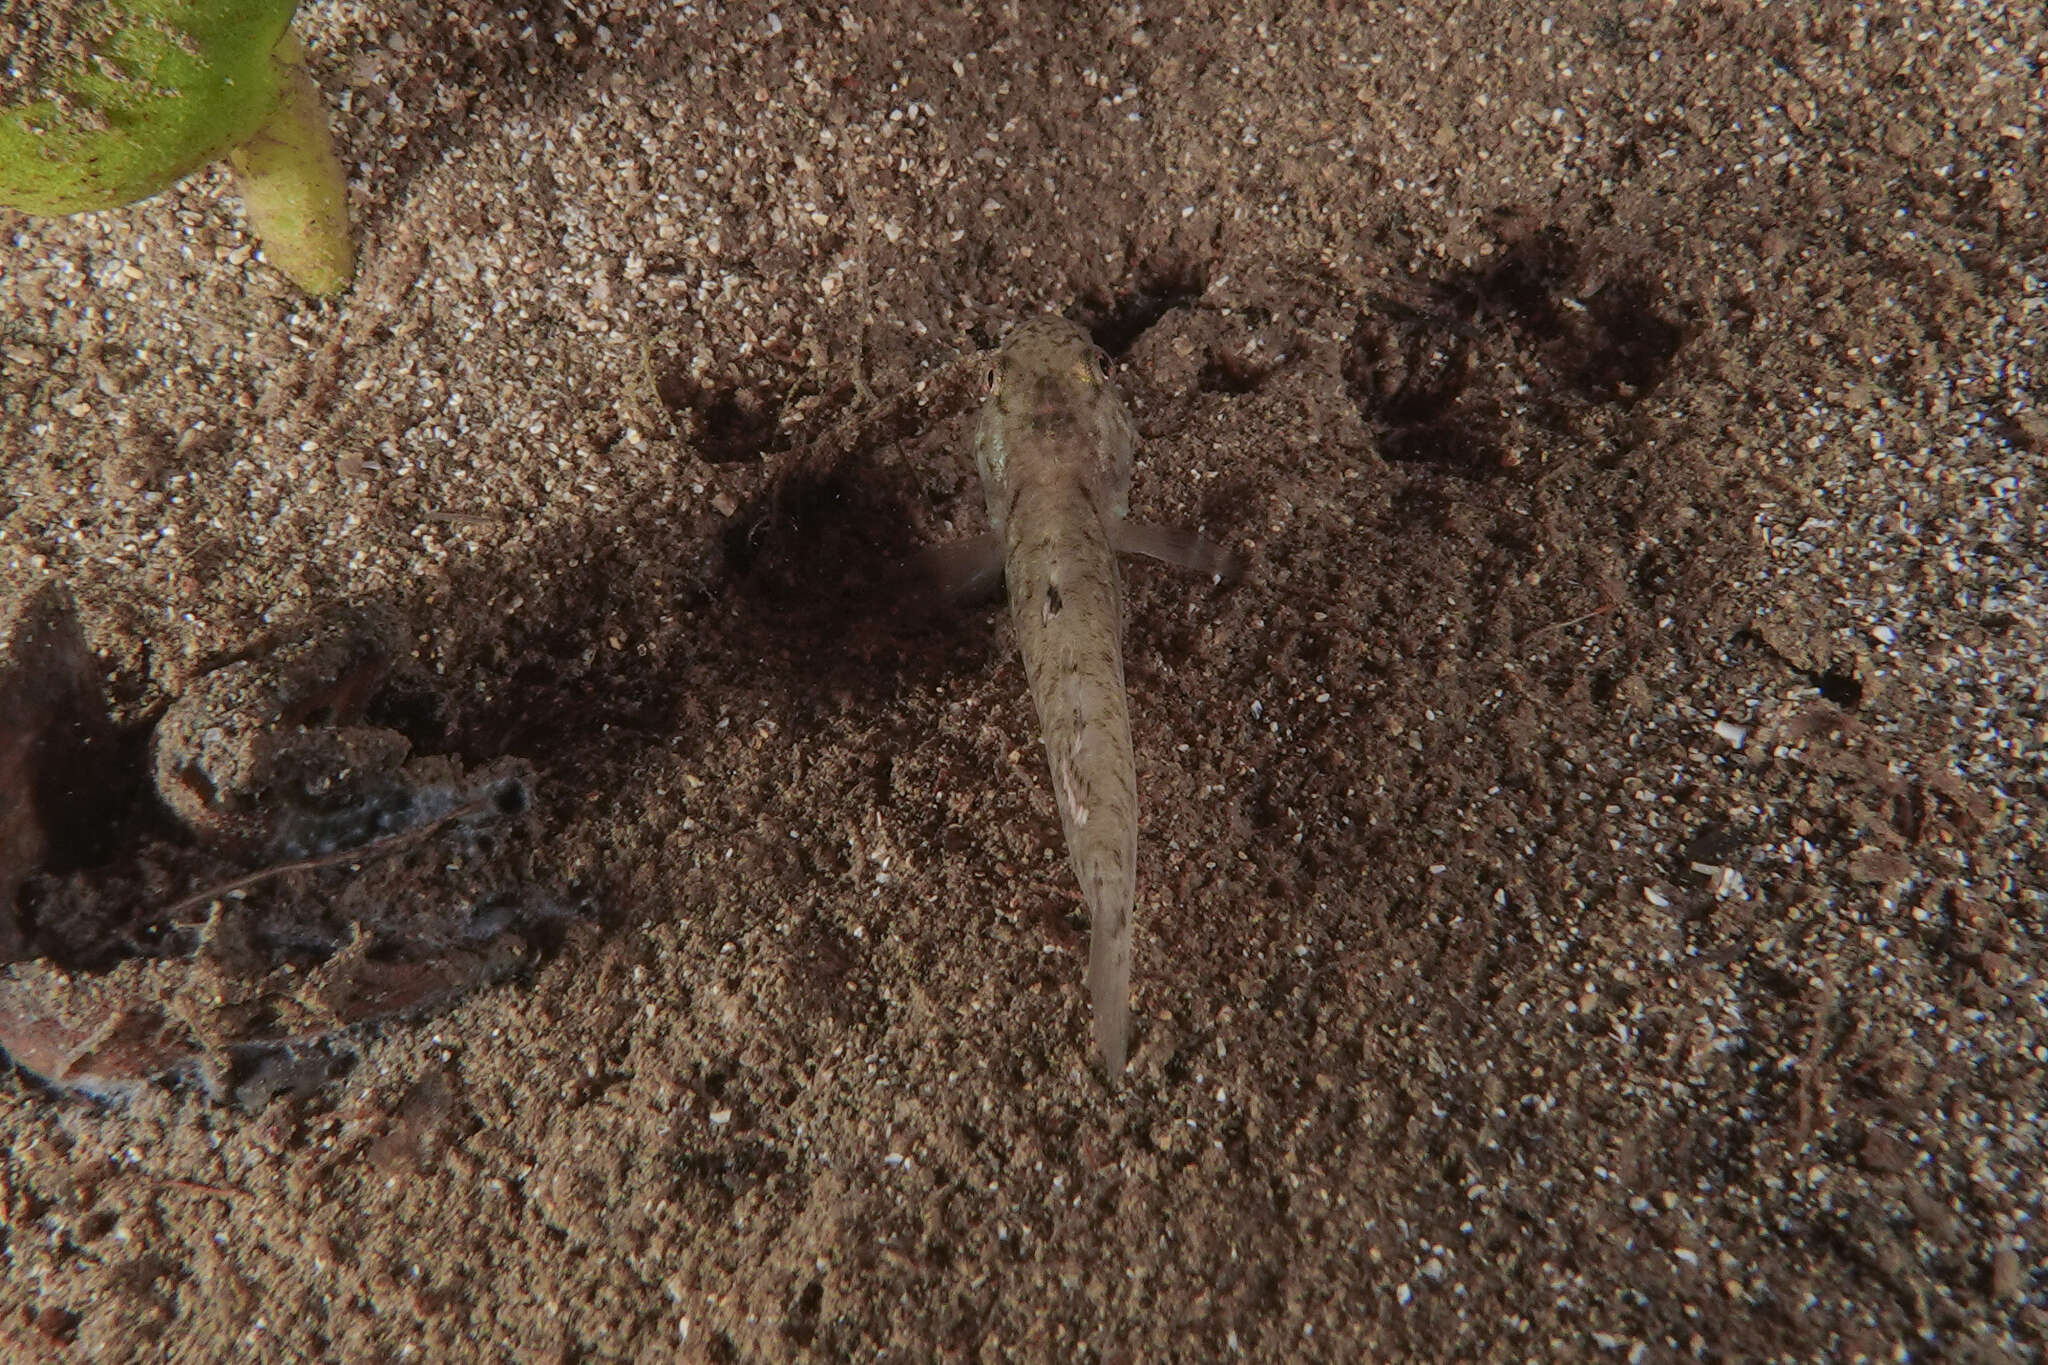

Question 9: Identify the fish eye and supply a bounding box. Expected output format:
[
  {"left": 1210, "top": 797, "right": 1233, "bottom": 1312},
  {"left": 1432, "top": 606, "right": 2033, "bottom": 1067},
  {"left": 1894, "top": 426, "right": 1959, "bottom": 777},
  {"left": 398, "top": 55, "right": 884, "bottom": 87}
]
[{"left": 978, "top": 360, "right": 998, "bottom": 399}]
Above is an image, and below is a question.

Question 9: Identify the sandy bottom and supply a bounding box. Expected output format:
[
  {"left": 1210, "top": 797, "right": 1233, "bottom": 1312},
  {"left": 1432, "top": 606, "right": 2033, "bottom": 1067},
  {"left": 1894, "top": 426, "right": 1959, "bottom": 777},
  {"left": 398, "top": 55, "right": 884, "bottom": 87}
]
[{"left": 2, "top": 2, "right": 2044, "bottom": 1359}]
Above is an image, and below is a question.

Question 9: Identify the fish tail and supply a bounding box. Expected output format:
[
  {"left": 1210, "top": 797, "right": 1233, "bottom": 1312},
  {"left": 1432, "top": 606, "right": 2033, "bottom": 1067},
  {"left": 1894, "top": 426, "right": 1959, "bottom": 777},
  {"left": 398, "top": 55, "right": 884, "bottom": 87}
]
[
  {"left": 1060, "top": 690, "right": 1137, "bottom": 1079},
  {"left": 1065, "top": 718, "right": 1136, "bottom": 1079},
  {"left": 1005, "top": 484, "right": 1140, "bottom": 1078},
  {"left": 1087, "top": 894, "right": 1132, "bottom": 1076}
]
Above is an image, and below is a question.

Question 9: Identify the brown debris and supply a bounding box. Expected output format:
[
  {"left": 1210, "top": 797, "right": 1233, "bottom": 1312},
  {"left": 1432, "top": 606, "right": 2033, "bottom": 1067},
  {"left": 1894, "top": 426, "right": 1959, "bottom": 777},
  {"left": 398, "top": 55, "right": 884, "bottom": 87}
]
[
  {"left": 1845, "top": 846, "right": 1914, "bottom": 887},
  {"left": 0, "top": 579, "right": 115, "bottom": 962},
  {"left": 1, "top": 599, "right": 548, "bottom": 1103}
]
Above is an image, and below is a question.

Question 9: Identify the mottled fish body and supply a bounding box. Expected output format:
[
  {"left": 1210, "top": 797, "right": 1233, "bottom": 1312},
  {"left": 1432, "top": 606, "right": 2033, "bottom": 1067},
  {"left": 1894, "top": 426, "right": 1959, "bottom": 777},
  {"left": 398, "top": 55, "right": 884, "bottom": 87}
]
[{"left": 955, "top": 315, "right": 1233, "bottom": 1078}]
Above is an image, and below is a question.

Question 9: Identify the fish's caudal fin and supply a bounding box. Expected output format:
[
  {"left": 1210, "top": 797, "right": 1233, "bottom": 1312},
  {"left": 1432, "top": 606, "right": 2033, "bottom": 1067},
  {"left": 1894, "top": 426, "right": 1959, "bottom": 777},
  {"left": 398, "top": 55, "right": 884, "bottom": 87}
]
[
  {"left": 1000, "top": 482, "right": 1140, "bottom": 1081},
  {"left": 1048, "top": 664, "right": 1138, "bottom": 1080},
  {"left": 1088, "top": 897, "right": 1132, "bottom": 1077}
]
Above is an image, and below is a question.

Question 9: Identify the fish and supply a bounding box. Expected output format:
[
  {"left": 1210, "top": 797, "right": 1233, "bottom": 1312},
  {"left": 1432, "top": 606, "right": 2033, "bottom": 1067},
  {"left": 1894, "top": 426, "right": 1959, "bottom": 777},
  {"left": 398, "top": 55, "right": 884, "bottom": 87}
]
[{"left": 933, "top": 314, "right": 1238, "bottom": 1078}]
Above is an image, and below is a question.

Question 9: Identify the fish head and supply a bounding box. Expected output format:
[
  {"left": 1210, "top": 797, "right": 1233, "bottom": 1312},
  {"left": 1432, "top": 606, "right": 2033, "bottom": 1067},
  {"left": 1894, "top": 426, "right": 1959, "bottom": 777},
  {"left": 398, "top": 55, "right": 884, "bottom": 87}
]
[{"left": 973, "top": 315, "right": 1137, "bottom": 530}]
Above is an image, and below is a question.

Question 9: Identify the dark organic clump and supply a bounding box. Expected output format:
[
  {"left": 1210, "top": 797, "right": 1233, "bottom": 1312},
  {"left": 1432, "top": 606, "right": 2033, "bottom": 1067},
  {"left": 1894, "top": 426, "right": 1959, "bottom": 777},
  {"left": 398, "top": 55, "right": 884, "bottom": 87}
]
[{"left": 0, "top": 598, "right": 567, "bottom": 1107}]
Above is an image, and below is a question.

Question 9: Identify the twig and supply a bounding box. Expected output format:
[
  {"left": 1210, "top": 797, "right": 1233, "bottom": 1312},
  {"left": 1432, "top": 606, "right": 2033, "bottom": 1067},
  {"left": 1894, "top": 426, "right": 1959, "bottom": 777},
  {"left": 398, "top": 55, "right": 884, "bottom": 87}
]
[
  {"left": 139, "top": 796, "right": 496, "bottom": 930},
  {"left": 636, "top": 331, "right": 686, "bottom": 441},
  {"left": 1517, "top": 597, "right": 1619, "bottom": 647},
  {"left": 154, "top": 1177, "right": 253, "bottom": 1201},
  {"left": 848, "top": 178, "right": 878, "bottom": 408},
  {"left": 780, "top": 347, "right": 985, "bottom": 482},
  {"left": 415, "top": 509, "right": 509, "bottom": 528}
]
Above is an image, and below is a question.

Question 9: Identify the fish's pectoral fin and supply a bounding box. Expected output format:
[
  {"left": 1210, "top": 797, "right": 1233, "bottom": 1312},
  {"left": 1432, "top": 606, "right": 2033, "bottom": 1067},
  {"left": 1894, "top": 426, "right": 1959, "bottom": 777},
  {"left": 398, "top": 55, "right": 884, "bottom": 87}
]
[
  {"left": 1113, "top": 521, "right": 1245, "bottom": 588},
  {"left": 915, "top": 532, "right": 1005, "bottom": 606}
]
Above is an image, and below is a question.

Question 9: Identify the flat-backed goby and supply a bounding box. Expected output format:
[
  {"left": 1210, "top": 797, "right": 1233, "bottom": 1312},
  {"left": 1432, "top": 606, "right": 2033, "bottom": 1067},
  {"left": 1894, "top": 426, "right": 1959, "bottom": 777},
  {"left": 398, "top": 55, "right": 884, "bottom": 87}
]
[{"left": 932, "top": 315, "right": 1238, "bottom": 1079}]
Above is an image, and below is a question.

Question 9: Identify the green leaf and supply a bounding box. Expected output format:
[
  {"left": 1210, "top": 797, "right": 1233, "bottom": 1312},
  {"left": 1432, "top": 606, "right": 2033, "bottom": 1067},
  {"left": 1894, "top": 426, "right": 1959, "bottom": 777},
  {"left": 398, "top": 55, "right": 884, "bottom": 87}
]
[{"left": 0, "top": 0, "right": 300, "bottom": 214}]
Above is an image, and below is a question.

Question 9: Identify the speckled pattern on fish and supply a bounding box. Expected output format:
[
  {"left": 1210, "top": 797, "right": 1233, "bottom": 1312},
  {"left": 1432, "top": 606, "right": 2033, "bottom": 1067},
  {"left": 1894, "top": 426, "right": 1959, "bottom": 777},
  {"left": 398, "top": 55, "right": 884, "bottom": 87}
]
[{"left": 960, "top": 315, "right": 1236, "bottom": 1078}]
